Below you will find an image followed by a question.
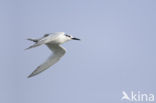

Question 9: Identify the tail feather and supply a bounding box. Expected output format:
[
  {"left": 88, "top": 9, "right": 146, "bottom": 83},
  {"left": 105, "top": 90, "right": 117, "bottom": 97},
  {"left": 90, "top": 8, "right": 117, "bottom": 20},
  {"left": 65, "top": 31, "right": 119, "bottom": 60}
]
[
  {"left": 27, "top": 38, "right": 38, "bottom": 42},
  {"left": 25, "top": 38, "right": 40, "bottom": 50},
  {"left": 25, "top": 37, "right": 46, "bottom": 50},
  {"left": 25, "top": 43, "right": 41, "bottom": 50}
]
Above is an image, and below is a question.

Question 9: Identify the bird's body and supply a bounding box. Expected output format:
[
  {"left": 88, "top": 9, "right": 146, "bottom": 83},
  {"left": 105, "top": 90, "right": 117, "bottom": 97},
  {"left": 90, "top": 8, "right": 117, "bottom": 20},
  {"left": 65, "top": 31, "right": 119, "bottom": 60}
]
[{"left": 26, "top": 32, "right": 80, "bottom": 78}]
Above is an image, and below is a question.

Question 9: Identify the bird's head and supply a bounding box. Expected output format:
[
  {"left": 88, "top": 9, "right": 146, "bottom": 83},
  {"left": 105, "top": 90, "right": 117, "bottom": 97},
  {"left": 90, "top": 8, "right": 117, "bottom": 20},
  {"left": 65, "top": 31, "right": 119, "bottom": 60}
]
[{"left": 64, "top": 34, "right": 80, "bottom": 41}]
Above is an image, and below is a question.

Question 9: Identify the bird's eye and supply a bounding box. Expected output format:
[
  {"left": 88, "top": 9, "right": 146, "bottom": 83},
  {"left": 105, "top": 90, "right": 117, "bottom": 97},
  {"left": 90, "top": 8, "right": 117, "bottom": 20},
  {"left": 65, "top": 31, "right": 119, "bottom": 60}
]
[
  {"left": 44, "top": 34, "right": 49, "bottom": 37},
  {"left": 65, "top": 34, "right": 71, "bottom": 37}
]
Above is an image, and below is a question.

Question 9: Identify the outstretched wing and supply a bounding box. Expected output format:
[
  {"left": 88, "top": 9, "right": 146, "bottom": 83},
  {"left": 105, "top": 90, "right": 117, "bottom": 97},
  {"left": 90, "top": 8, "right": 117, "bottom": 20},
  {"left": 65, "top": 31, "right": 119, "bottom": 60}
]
[{"left": 28, "top": 44, "right": 66, "bottom": 78}]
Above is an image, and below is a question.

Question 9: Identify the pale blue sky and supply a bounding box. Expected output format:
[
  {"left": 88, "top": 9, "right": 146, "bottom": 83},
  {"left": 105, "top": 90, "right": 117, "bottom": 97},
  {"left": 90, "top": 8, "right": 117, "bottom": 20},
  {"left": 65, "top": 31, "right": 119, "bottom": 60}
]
[{"left": 0, "top": 0, "right": 156, "bottom": 103}]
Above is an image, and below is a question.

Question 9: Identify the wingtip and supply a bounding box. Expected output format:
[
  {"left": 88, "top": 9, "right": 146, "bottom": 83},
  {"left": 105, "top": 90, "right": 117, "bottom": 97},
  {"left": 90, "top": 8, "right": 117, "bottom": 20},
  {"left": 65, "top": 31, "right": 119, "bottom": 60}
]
[
  {"left": 27, "top": 74, "right": 34, "bottom": 78},
  {"left": 27, "top": 70, "right": 39, "bottom": 78},
  {"left": 24, "top": 45, "right": 34, "bottom": 50},
  {"left": 27, "top": 38, "right": 31, "bottom": 41},
  {"left": 27, "top": 71, "right": 37, "bottom": 78},
  {"left": 24, "top": 48, "right": 29, "bottom": 50},
  {"left": 27, "top": 76, "right": 31, "bottom": 78},
  {"left": 27, "top": 75, "right": 32, "bottom": 78}
]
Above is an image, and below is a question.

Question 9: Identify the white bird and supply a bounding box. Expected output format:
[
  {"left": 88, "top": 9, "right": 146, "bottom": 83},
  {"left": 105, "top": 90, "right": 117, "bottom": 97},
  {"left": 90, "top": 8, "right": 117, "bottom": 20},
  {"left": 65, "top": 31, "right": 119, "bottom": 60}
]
[{"left": 26, "top": 32, "right": 80, "bottom": 78}]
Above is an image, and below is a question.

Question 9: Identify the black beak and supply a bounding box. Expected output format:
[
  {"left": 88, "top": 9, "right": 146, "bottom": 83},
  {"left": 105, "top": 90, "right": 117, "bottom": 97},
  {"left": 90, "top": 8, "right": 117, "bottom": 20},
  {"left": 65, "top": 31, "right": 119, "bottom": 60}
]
[{"left": 72, "top": 37, "right": 80, "bottom": 40}]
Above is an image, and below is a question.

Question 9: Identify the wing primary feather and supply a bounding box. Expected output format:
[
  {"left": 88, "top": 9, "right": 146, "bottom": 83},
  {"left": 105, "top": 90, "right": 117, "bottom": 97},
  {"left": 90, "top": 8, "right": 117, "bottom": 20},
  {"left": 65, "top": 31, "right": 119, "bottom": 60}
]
[{"left": 28, "top": 44, "right": 66, "bottom": 78}]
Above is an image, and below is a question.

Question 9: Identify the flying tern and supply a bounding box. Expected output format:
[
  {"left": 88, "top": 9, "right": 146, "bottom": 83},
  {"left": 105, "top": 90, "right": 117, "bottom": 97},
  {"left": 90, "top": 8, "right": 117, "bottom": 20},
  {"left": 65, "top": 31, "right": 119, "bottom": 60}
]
[{"left": 26, "top": 32, "right": 80, "bottom": 78}]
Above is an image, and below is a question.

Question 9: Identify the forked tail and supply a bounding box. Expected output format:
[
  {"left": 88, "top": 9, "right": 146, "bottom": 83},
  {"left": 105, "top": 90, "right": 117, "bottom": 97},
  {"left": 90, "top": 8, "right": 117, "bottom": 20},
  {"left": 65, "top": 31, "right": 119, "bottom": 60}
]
[{"left": 25, "top": 38, "right": 41, "bottom": 50}]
